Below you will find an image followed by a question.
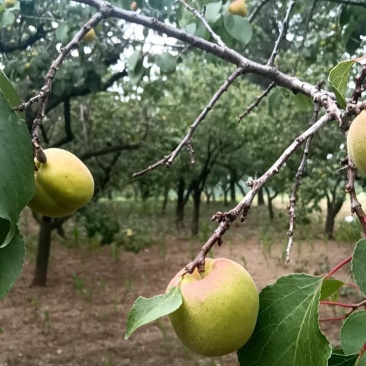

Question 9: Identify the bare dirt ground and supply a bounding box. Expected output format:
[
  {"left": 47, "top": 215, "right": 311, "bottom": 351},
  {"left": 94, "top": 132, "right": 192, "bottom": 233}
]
[{"left": 0, "top": 206, "right": 358, "bottom": 366}]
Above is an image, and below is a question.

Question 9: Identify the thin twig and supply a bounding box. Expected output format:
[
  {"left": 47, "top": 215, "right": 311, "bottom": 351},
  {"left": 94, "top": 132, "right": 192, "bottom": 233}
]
[
  {"left": 185, "top": 109, "right": 335, "bottom": 274},
  {"left": 267, "top": 0, "right": 297, "bottom": 66},
  {"left": 350, "top": 65, "right": 366, "bottom": 103},
  {"left": 178, "top": 0, "right": 225, "bottom": 48},
  {"left": 248, "top": 0, "right": 274, "bottom": 23},
  {"left": 238, "top": 82, "right": 275, "bottom": 121},
  {"left": 16, "top": 7, "right": 111, "bottom": 159},
  {"left": 132, "top": 67, "right": 244, "bottom": 178},
  {"left": 285, "top": 101, "right": 321, "bottom": 262},
  {"left": 292, "top": 0, "right": 316, "bottom": 75}
]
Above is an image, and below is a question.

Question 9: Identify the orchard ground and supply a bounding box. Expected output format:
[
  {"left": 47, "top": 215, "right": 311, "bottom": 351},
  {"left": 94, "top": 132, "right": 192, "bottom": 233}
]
[{"left": 0, "top": 199, "right": 362, "bottom": 366}]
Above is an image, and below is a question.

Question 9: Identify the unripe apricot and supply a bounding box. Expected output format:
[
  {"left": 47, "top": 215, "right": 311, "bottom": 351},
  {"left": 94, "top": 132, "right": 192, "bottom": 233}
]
[
  {"left": 83, "top": 28, "right": 96, "bottom": 42},
  {"left": 229, "top": 0, "right": 248, "bottom": 17},
  {"left": 348, "top": 110, "right": 366, "bottom": 176},
  {"left": 28, "top": 148, "right": 94, "bottom": 218},
  {"left": 4, "top": 0, "right": 16, "bottom": 8},
  {"left": 166, "top": 258, "right": 259, "bottom": 357}
]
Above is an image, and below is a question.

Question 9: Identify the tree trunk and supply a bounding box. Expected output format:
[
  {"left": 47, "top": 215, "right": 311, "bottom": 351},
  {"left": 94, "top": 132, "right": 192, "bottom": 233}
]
[
  {"left": 257, "top": 187, "right": 265, "bottom": 206},
  {"left": 191, "top": 187, "right": 201, "bottom": 236},
  {"left": 31, "top": 216, "right": 53, "bottom": 287},
  {"left": 264, "top": 187, "right": 274, "bottom": 221},
  {"left": 222, "top": 184, "right": 229, "bottom": 206},
  {"left": 176, "top": 177, "right": 185, "bottom": 228},
  {"left": 236, "top": 182, "right": 246, "bottom": 197},
  {"left": 230, "top": 170, "right": 237, "bottom": 203},
  {"left": 205, "top": 190, "right": 211, "bottom": 205},
  {"left": 161, "top": 184, "right": 169, "bottom": 214},
  {"left": 56, "top": 221, "right": 65, "bottom": 238},
  {"left": 325, "top": 199, "right": 343, "bottom": 239}
]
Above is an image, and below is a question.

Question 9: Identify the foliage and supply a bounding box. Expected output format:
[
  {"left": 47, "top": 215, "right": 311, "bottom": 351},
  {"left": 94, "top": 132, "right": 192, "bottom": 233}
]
[
  {"left": 336, "top": 218, "right": 363, "bottom": 244},
  {"left": 77, "top": 203, "right": 120, "bottom": 246}
]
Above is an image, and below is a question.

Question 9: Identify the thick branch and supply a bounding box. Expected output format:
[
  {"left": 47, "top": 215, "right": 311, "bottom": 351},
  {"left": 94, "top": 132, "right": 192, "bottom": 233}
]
[
  {"left": 0, "top": 24, "right": 48, "bottom": 53},
  {"left": 74, "top": 0, "right": 338, "bottom": 102},
  {"left": 52, "top": 98, "right": 73, "bottom": 147},
  {"left": 81, "top": 143, "right": 140, "bottom": 161},
  {"left": 46, "top": 70, "right": 127, "bottom": 114},
  {"left": 319, "top": 0, "right": 366, "bottom": 8}
]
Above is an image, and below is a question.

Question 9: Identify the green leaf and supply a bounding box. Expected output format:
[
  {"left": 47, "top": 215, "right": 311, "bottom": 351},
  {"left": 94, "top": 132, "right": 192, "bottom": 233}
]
[
  {"left": 205, "top": 2, "right": 222, "bottom": 24},
  {"left": 328, "top": 60, "right": 355, "bottom": 109},
  {"left": 237, "top": 274, "right": 331, "bottom": 366},
  {"left": 128, "top": 50, "right": 142, "bottom": 72},
  {"left": 352, "top": 238, "right": 366, "bottom": 295},
  {"left": 0, "top": 69, "right": 24, "bottom": 118},
  {"left": 55, "top": 23, "right": 69, "bottom": 43},
  {"left": 0, "top": 10, "right": 15, "bottom": 27},
  {"left": 128, "top": 63, "right": 145, "bottom": 85},
  {"left": 341, "top": 311, "right": 366, "bottom": 366},
  {"left": 155, "top": 52, "right": 177, "bottom": 74},
  {"left": 328, "top": 351, "right": 359, "bottom": 366},
  {"left": 294, "top": 93, "right": 313, "bottom": 113},
  {"left": 320, "top": 278, "right": 344, "bottom": 300},
  {"left": 0, "top": 92, "right": 34, "bottom": 248},
  {"left": 0, "top": 228, "right": 25, "bottom": 300},
  {"left": 125, "top": 286, "right": 183, "bottom": 340},
  {"left": 268, "top": 90, "right": 282, "bottom": 117},
  {"left": 223, "top": 14, "right": 252, "bottom": 45},
  {"left": 185, "top": 22, "right": 196, "bottom": 35}
]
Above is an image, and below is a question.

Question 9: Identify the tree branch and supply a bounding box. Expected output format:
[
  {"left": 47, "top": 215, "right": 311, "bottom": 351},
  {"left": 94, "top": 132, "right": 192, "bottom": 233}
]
[
  {"left": 267, "top": 0, "right": 297, "bottom": 66},
  {"left": 80, "top": 143, "right": 140, "bottom": 161},
  {"left": 132, "top": 67, "right": 245, "bottom": 177},
  {"left": 185, "top": 110, "right": 335, "bottom": 274},
  {"left": 51, "top": 98, "right": 73, "bottom": 148},
  {"left": 0, "top": 24, "right": 48, "bottom": 53},
  {"left": 286, "top": 101, "right": 321, "bottom": 262},
  {"left": 248, "top": 0, "right": 274, "bottom": 23},
  {"left": 16, "top": 7, "right": 112, "bottom": 160},
  {"left": 319, "top": 0, "right": 366, "bottom": 8},
  {"left": 238, "top": 82, "right": 276, "bottom": 121},
  {"left": 73, "top": 0, "right": 339, "bottom": 101},
  {"left": 178, "top": 0, "right": 226, "bottom": 47}
]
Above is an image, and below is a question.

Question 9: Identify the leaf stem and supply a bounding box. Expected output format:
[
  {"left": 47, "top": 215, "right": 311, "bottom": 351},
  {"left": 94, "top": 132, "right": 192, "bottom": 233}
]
[
  {"left": 324, "top": 255, "right": 352, "bottom": 279},
  {"left": 320, "top": 301, "right": 360, "bottom": 308}
]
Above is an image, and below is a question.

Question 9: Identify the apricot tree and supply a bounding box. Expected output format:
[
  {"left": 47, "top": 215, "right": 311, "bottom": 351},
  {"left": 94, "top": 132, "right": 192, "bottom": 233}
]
[{"left": 1, "top": 0, "right": 366, "bottom": 364}]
